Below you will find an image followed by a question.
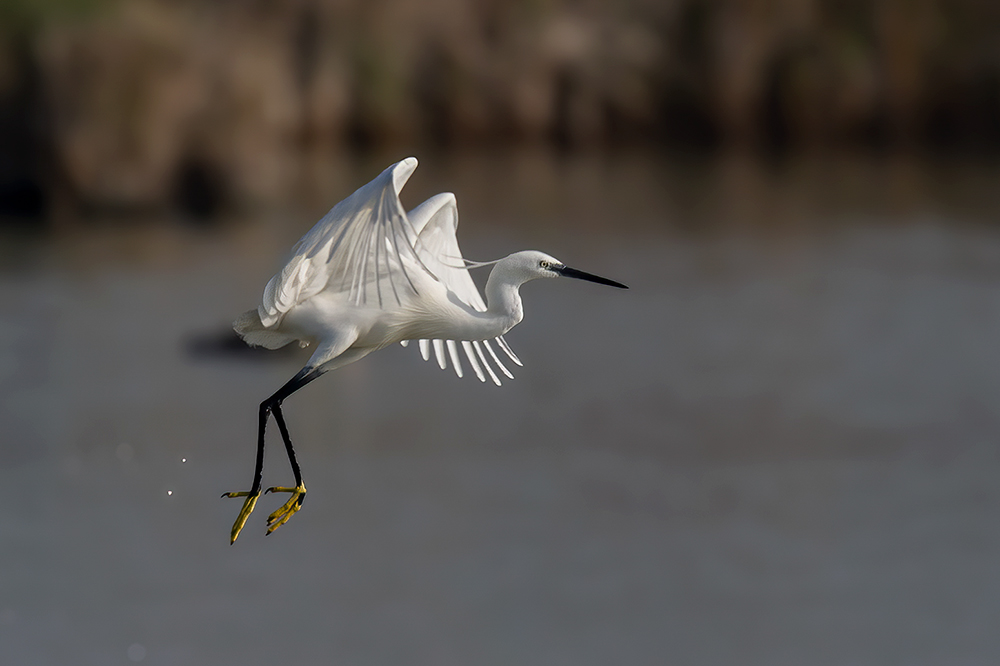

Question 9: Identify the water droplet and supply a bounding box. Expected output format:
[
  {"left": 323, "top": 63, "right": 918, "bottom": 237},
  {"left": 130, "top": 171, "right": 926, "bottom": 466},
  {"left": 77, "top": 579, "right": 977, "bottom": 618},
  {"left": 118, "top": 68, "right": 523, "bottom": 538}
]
[
  {"left": 167, "top": 490, "right": 173, "bottom": 496},
  {"left": 127, "top": 643, "right": 146, "bottom": 662},
  {"left": 181, "top": 458, "right": 187, "bottom": 463}
]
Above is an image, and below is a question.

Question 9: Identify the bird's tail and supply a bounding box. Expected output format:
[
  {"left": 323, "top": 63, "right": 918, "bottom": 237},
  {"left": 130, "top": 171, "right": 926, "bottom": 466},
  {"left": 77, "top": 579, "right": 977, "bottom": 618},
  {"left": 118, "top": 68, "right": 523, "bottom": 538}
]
[{"left": 233, "top": 309, "right": 298, "bottom": 350}]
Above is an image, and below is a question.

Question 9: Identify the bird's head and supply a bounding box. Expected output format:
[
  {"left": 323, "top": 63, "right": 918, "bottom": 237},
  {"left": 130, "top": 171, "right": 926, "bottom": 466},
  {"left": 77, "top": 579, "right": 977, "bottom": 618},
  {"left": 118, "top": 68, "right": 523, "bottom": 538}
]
[{"left": 500, "top": 250, "right": 628, "bottom": 289}]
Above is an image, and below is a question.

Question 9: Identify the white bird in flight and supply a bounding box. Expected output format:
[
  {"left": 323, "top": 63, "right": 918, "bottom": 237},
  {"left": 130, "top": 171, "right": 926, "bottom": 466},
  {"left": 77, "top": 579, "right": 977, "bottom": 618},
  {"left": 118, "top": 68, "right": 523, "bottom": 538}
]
[{"left": 223, "top": 157, "right": 627, "bottom": 543}]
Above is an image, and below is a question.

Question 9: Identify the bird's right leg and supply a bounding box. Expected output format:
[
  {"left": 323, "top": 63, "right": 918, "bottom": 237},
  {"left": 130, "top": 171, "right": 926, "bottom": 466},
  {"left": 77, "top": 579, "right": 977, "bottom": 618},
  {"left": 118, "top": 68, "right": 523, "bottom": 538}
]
[{"left": 221, "top": 398, "right": 271, "bottom": 544}]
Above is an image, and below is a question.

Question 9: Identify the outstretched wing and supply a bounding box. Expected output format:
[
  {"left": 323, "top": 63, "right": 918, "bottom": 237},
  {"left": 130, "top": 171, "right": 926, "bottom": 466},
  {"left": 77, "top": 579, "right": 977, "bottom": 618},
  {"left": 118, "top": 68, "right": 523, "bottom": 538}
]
[
  {"left": 256, "top": 156, "right": 522, "bottom": 385},
  {"left": 400, "top": 192, "right": 523, "bottom": 385},
  {"left": 259, "top": 157, "right": 430, "bottom": 327}
]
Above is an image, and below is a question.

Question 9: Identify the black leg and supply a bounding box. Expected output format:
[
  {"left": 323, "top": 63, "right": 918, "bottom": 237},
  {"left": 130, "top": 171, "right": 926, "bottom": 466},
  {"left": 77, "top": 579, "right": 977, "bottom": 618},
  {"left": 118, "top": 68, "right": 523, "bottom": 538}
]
[
  {"left": 224, "top": 365, "right": 325, "bottom": 543},
  {"left": 246, "top": 400, "right": 270, "bottom": 495},
  {"left": 265, "top": 365, "right": 324, "bottom": 484},
  {"left": 271, "top": 404, "right": 303, "bottom": 488}
]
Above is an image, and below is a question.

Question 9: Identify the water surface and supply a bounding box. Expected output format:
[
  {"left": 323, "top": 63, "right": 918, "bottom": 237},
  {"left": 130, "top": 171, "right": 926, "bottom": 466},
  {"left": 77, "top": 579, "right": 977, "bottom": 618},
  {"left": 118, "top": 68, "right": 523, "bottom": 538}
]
[{"left": 3, "top": 151, "right": 1000, "bottom": 665}]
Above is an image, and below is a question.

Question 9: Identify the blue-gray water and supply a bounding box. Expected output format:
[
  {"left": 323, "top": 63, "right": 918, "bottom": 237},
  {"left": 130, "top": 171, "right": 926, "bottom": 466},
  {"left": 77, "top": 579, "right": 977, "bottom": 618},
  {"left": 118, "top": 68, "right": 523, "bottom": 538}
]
[{"left": 3, "top": 151, "right": 1000, "bottom": 664}]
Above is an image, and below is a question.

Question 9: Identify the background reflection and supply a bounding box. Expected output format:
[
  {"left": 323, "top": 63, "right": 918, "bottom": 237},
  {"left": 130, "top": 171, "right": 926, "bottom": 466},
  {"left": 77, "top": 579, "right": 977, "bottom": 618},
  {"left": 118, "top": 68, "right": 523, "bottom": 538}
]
[{"left": 2, "top": 2, "right": 1000, "bottom": 665}]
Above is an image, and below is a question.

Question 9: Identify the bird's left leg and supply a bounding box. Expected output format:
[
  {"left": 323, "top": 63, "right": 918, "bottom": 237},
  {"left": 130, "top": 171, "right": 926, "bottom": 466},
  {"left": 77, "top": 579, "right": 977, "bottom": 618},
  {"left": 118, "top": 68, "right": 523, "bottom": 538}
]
[{"left": 263, "top": 403, "right": 307, "bottom": 534}]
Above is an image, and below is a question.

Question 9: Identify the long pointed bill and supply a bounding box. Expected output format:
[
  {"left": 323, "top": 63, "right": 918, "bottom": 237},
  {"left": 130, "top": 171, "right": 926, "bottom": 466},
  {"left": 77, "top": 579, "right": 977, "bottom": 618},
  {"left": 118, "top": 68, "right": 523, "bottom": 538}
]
[{"left": 554, "top": 265, "right": 628, "bottom": 289}]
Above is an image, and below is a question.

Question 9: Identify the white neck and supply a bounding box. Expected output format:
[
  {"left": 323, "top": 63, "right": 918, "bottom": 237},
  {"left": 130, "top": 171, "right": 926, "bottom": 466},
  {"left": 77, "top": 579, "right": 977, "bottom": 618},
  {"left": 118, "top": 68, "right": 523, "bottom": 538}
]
[
  {"left": 484, "top": 267, "right": 524, "bottom": 330},
  {"left": 403, "top": 259, "right": 532, "bottom": 344},
  {"left": 427, "top": 264, "right": 523, "bottom": 342}
]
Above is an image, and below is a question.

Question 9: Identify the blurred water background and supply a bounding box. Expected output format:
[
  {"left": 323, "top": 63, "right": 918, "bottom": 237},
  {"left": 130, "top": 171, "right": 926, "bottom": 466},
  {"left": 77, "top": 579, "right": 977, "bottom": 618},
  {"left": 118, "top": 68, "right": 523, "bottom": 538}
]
[{"left": 3, "top": 1, "right": 1000, "bottom": 664}]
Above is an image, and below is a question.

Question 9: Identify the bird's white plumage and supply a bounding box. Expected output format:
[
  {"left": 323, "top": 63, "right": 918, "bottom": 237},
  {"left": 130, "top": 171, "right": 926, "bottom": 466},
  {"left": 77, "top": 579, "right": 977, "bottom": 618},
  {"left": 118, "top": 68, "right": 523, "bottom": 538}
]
[
  {"left": 243, "top": 157, "right": 522, "bottom": 384},
  {"left": 259, "top": 157, "right": 426, "bottom": 326},
  {"left": 226, "top": 157, "right": 628, "bottom": 542}
]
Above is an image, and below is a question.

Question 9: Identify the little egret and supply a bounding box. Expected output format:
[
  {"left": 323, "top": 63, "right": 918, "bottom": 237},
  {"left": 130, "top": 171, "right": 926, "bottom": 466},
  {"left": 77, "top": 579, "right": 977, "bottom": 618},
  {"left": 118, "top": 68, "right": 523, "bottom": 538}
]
[{"left": 223, "top": 157, "right": 627, "bottom": 543}]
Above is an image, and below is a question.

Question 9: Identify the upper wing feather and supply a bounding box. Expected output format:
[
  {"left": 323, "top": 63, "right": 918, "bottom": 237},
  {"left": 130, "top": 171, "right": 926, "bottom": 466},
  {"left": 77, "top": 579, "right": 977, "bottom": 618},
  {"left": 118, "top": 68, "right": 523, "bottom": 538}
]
[{"left": 259, "top": 157, "right": 431, "bottom": 327}]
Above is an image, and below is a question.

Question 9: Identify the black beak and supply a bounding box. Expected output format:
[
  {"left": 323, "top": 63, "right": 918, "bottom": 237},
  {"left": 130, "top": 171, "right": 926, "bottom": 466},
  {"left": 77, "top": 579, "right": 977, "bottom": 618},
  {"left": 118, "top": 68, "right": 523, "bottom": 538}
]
[{"left": 553, "top": 265, "right": 628, "bottom": 289}]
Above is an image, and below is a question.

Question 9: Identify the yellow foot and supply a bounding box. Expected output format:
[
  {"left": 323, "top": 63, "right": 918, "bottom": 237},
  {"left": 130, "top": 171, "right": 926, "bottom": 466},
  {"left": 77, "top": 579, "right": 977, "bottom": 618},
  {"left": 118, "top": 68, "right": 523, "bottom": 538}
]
[
  {"left": 221, "top": 490, "right": 260, "bottom": 544},
  {"left": 264, "top": 484, "right": 307, "bottom": 535}
]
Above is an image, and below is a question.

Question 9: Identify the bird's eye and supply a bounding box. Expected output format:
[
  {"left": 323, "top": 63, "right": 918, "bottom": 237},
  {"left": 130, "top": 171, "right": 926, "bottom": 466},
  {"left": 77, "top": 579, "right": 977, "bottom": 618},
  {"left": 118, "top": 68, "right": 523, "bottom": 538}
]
[{"left": 540, "top": 260, "right": 550, "bottom": 269}]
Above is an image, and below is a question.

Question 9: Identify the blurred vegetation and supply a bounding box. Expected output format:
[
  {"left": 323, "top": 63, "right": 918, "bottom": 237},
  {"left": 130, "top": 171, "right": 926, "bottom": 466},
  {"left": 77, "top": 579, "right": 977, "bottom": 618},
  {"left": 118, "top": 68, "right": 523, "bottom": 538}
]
[
  {"left": 0, "top": 0, "right": 999, "bottom": 218},
  {"left": 0, "top": 0, "right": 110, "bottom": 30}
]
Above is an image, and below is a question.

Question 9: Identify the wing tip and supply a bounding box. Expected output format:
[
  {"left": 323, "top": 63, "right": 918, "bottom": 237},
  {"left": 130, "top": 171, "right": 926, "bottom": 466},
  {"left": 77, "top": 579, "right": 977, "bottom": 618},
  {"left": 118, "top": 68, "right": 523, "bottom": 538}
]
[{"left": 391, "top": 157, "right": 419, "bottom": 194}]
